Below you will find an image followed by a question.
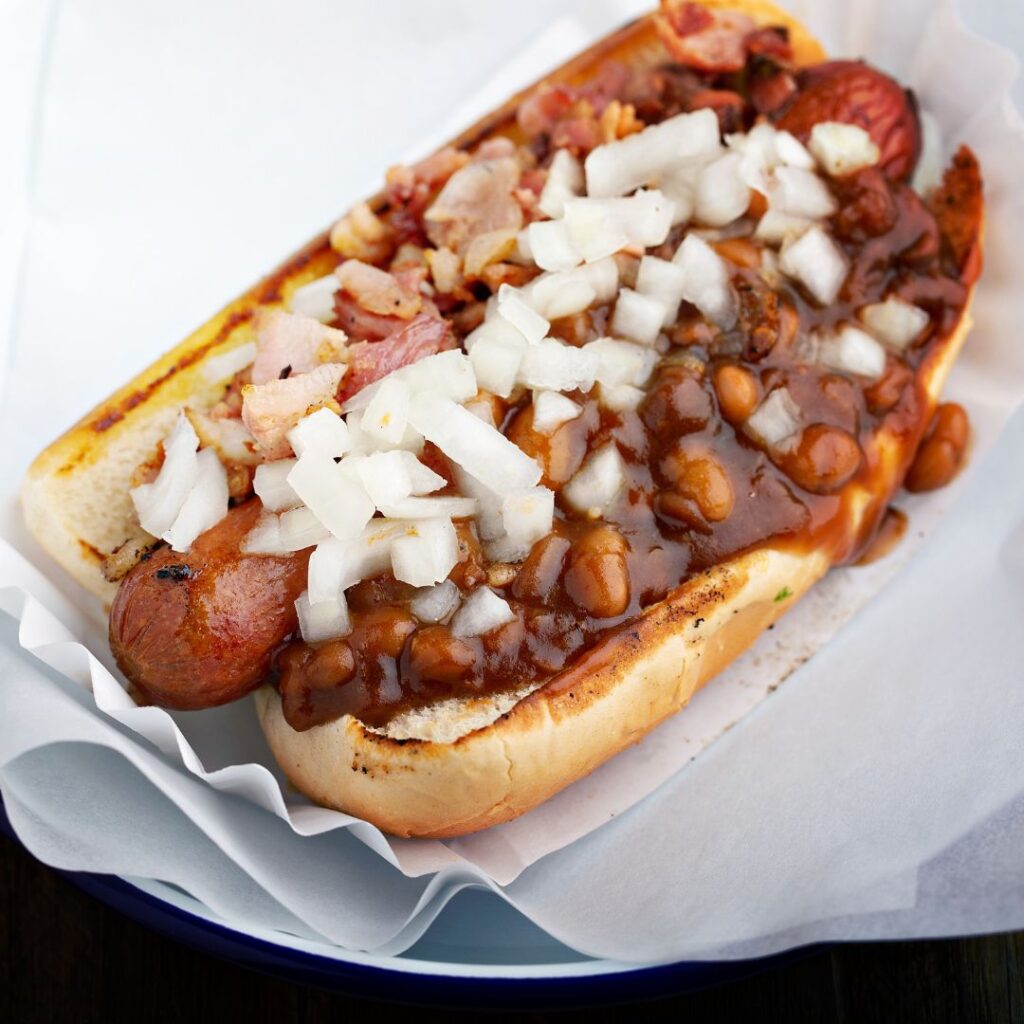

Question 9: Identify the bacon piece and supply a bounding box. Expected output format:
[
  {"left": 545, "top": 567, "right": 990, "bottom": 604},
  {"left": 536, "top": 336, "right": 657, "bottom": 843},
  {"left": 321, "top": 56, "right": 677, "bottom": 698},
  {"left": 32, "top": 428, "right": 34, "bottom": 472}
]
[
  {"left": 339, "top": 313, "right": 454, "bottom": 402},
  {"left": 655, "top": 0, "right": 755, "bottom": 73},
  {"left": 777, "top": 61, "right": 921, "bottom": 182},
  {"left": 335, "top": 259, "right": 421, "bottom": 319},
  {"left": 424, "top": 157, "right": 523, "bottom": 255},
  {"left": 250, "top": 309, "right": 348, "bottom": 386},
  {"left": 517, "top": 86, "right": 575, "bottom": 138},
  {"left": 928, "top": 145, "right": 984, "bottom": 285},
  {"left": 744, "top": 26, "right": 793, "bottom": 63},
  {"left": 241, "top": 363, "right": 346, "bottom": 459}
]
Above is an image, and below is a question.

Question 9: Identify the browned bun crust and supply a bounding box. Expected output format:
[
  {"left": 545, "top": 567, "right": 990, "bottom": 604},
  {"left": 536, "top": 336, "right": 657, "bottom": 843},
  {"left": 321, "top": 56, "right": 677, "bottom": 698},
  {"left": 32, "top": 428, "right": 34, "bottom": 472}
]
[{"left": 22, "top": 1, "right": 979, "bottom": 838}]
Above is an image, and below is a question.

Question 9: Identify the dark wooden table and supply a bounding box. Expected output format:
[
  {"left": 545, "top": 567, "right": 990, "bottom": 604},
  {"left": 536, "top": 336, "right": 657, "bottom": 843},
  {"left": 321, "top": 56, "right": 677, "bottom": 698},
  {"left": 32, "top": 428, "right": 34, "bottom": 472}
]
[{"left": 2, "top": 835, "right": 1022, "bottom": 1022}]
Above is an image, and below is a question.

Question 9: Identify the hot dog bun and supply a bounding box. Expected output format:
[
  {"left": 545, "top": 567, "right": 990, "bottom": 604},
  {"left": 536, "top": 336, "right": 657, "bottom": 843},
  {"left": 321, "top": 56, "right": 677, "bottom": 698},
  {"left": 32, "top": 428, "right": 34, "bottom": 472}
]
[{"left": 22, "top": 1, "right": 980, "bottom": 838}]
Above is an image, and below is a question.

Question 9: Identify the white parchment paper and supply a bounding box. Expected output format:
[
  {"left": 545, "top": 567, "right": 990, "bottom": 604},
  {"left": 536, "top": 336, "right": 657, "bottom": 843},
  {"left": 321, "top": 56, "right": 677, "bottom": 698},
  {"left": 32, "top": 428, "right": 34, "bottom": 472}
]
[{"left": 0, "top": 0, "right": 1022, "bottom": 960}]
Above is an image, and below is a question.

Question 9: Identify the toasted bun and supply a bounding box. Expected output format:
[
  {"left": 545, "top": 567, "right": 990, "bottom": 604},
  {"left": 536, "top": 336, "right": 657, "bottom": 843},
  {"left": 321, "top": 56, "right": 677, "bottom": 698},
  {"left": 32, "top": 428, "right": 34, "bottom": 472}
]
[{"left": 22, "top": 1, "right": 979, "bottom": 838}]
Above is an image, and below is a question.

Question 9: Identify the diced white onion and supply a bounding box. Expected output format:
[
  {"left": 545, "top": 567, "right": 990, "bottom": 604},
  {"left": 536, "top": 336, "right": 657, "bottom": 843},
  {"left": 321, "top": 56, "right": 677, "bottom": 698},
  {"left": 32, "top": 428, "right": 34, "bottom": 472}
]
[
  {"left": 755, "top": 209, "right": 813, "bottom": 246},
  {"left": 809, "top": 122, "right": 880, "bottom": 177},
  {"left": 288, "top": 274, "right": 340, "bottom": 322},
  {"left": 562, "top": 444, "right": 626, "bottom": 515},
  {"left": 610, "top": 288, "right": 667, "bottom": 347},
  {"left": 636, "top": 255, "right": 688, "bottom": 327},
  {"left": 464, "top": 315, "right": 525, "bottom": 354},
  {"left": 241, "top": 511, "right": 289, "bottom": 555},
  {"left": 518, "top": 340, "right": 600, "bottom": 393},
  {"left": 816, "top": 325, "right": 886, "bottom": 380},
  {"left": 502, "top": 486, "right": 554, "bottom": 549},
  {"left": 390, "top": 516, "right": 459, "bottom": 588},
  {"left": 345, "top": 349, "right": 476, "bottom": 411},
  {"left": 295, "top": 590, "right": 351, "bottom": 643},
  {"left": 286, "top": 407, "right": 352, "bottom": 459},
  {"left": 307, "top": 522, "right": 403, "bottom": 595},
  {"left": 774, "top": 130, "right": 815, "bottom": 170},
  {"left": 563, "top": 190, "right": 675, "bottom": 263},
  {"left": 584, "top": 337, "right": 657, "bottom": 388},
  {"left": 532, "top": 391, "right": 582, "bottom": 435},
  {"left": 451, "top": 586, "right": 516, "bottom": 638},
  {"left": 455, "top": 466, "right": 505, "bottom": 541},
  {"left": 377, "top": 495, "right": 477, "bottom": 519},
  {"left": 745, "top": 387, "right": 801, "bottom": 450},
  {"left": 539, "top": 149, "right": 585, "bottom": 219},
  {"left": 572, "top": 256, "right": 620, "bottom": 304},
  {"left": 527, "top": 274, "right": 596, "bottom": 320},
  {"left": 361, "top": 376, "right": 411, "bottom": 445},
  {"left": 130, "top": 413, "right": 200, "bottom": 539},
  {"left": 779, "top": 226, "right": 848, "bottom": 305},
  {"left": 694, "top": 153, "right": 751, "bottom": 228},
  {"left": 584, "top": 108, "right": 720, "bottom": 198},
  {"left": 287, "top": 453, "right": 374, "bottom": 540},
  {"left": 278, "top": 506, "right": 331, "bottom": 550},
  {"left": 410, "top": 579, "right": 461, "bottom": 624},
  {"left": 469, "top": 335, "right": 524, "bottom": 399},
  {"left": 770, "top": 166, "right": 838, "bottom": 219},
  {"left": 163, "top": 448, "right": 229, "bottom": 552},
  {"left": 253, "top": 459, "right": 301, "bottom": 511},
  {"left": 347, "top": 450, "right": 414, "bottom": 508},
  {"left": 528, "top": 219, "right": 582, "bottom": 273},
  {"left": 674, "top": 234, "right": 737, "bottom": 329},
  {"left": 859, "top": 297, "right": 930, "bottom": 350},
  {"left": 497, "top": 284, "right": 549, "bottom": 345},
  {"left": 407, "top": 393, "right": 542, "bottom": 496},
  {"left": 203, "top": 342, "right": 257, "bottom": 384},
  {"left": 599, "top": 382, "right": 645, "bottom": 412}
]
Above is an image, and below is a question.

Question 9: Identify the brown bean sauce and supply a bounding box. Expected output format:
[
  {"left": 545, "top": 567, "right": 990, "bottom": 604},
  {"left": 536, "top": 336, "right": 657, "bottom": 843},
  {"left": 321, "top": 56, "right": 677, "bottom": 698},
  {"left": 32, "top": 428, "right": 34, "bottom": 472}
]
[{"left": 275, "top": 59, "right": 981, "bottom": 732}]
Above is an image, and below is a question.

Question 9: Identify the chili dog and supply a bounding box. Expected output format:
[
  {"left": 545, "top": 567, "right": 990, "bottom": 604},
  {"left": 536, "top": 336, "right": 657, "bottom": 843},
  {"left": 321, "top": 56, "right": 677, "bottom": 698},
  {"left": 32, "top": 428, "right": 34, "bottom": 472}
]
[{"left": 23, "top": 0, "right": 983, "bottom": 837}]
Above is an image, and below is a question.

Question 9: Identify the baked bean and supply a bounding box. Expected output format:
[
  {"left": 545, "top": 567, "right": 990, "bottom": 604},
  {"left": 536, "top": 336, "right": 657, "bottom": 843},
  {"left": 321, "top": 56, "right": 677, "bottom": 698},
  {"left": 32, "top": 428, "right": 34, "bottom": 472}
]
[
  {"left": 654, "top": 490, "right": 708, "bottom": 533},
  {"left": 714, "top": 364, "right": 759, "bottom": 423},
  {"left": 641, "top": 366, "right": 713, "bottom": 436},
  {"left": 508, "top": 403, "right": 596, "bottom": 487},
  {"left": 668, "top": 317, "right": 719, "bottom": 348},
  {"left": 783, "top": 424, "right": 863, "bottom": 494},
  {"left": 449, "top": 521, "right": 487, "bottom": 590},
  {"left": 662, "top": 443, "right": 735, "bottom": 522},
  {"left": 564, "top": 525, "right": 630, "bottom": 618},
  {"left": 865, "top": 358, "right": 914, "bottom": 414},
  {"left": 513, "top": 534, "right": 572, "bottom": 602},
  {"left": 408, "top": 626, "right": 477, "bottom": 684},
  {"left": 279, "top": 638, "right": 356, "bottom": 692},
  {"left": 356, "top": 608, "right": 417, "bottom": 660},
  {"left": 905, "top": 402, "right": 969, "bottom": 492},
  {"left": 714, "top": 237, "right": 761, "bottom": 269}
]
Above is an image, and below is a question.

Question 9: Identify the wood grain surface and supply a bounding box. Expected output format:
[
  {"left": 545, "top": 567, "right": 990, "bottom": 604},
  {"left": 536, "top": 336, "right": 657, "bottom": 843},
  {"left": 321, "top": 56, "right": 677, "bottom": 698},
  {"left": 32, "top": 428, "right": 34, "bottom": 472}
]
[{"left": 2, "top": 835, "right": 1022, "bottom": 1022}]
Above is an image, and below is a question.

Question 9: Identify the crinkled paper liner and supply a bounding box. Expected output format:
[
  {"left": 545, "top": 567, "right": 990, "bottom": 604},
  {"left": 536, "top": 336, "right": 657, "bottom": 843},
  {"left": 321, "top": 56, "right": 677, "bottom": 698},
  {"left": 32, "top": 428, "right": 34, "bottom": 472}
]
[{"left": 1, "top": 0, "right": 1022, "bottom": 960}]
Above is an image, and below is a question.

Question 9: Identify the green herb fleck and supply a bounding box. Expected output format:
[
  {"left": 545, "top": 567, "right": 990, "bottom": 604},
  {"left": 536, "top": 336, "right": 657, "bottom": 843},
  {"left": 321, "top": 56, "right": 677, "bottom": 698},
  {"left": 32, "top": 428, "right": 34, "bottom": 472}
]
[{"left": 774, "top": 586, "right": 792, "bottom": 603}]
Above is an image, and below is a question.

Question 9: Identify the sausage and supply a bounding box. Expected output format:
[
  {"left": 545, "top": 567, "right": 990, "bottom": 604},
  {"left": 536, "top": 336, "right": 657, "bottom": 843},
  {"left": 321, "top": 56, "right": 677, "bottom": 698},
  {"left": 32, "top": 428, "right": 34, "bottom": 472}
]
[{"left": 109, "top": 499, "right": 308, "bottom": 709}]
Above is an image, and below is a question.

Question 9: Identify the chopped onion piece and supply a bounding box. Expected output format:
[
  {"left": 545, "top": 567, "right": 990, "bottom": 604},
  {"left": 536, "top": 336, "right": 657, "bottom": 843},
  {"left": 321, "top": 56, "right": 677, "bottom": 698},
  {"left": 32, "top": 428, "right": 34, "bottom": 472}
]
[
  {"left": 131, "top": 414, "right": 201, "bottom": 539},
  {"left": 163, "top": 448, "right": 229, "bottom": 552},
  {"left": 600, "top": 382, "right": 645, "bottom": 412},
  {"left": 636, "top": 256, "right": 688, "bottom": 327},
  {"left": 295, "top": 590, "right": 351, "bottom": 643},
  {"left": 584, "top": 337, "right": 657, "bottom": 388},
  {"left": 527, "top": 274, "right": 596, "bottom": 320},
  {"left": 779, "top": 226, "right": 848, "bottom": 305},
  {"left": 354, "top": 375, "right": 409, "bottom": 446},
  {"left": 528, "top": 219, "right": 582, "bottom": 273},
  {"left": 539, "top": 149, "right": 584, "bottom": 218},
  {"left": 278, "top": 506, "right": 331, "bottom": 550},
  {"left": 809, "top": 122, "right": 880, "bottom": 177},
  {"left": 502, "top": 486, "right": 554, "bottom": 547},
  {"left": 746, "top": 387, "right": 801, "bottom": 450},
  {"left": 774, "top": 130, "right": 815, "bottom": 170},
  {"left": 562, "top": 444, "right": 626, "bottom": 515},
  {"left": 379, "top": 495, "right": 477, "bottom": 519},
  {"left": 408, "top": 394, "right": 542, "bottom": 496},
  {"left": 532, "top": 391, "right": 582, "bottom": 435},
  {"left": 816, "top": 325, "right": 886, "bottom": 380},
  {"left": 241, "top": 512, "right": 289, "bottom": 555},
  {"left": 674, "top": 234, "right": 737, "bottom": 329},
  {"left": 253, "top": 458, "right": 301, "bottom": 511},
  {"left": 390, "top": 516, "right": 459, "bottom": 588},
  {"left": 344, "top": 409, "right": 423, "bottom": 455},
  {"left": 859, "top": 297, "right": 930, "bottom": 350},
  {"left": 454, "top": 467, "right": 504, "bottom": 541},
  {"left": 410, "top": 579, "right": 461, "bottom": 624},
  {"left": 469, "top": 335, "right": 524, "bottom": 399},
  {"left": 287, "top": 453, "right": 374, "bottom": 540},
  {"left": 497, "top": 284, "right": 549, "bottom": 345},
  {"left": 287, "top": 407, "right": 352, "bottom": 459},
  {"left": 610, "top": 288, "right": 667, "bottom": 347},
  {"left": 349, "top": 449, "right": 414, "bottom": 507},
  {"left": 288, "top": 274, "right": 340, "bottom": 322},
  {"left": 308, "top": 522, "right": 404, "bottom": 596},
  {"left": 584, "top": 108, "right": 720, "bottom": 197},
  {"left": 464, "top": 315, "right": 525, "bottom": 354},
  {"left": 572, "top": 256, "right": 620, "bottom": 304},
  {"left": 518, "top": 340, "right": 600, "bottom": 393},
  {"left": 770, "top": 166, "right": 838, "bottom": 219},
  {"left": 754, "top": 208, "right": 812, "bottom": 246},
  {"left": 203, "top": 342, "right": 257, "bottom": 384},
  {"left": 694, "top": 153, "right": 751, "bottom": 227},
  {"left": 451, "top": 586, "right": 516, "bottom": 638},
  {"left": 563, "top": 190, "right": 675, "bottom": 262},
  {"left": 344, "top": 349, "right": 476, "bottom": 411}
]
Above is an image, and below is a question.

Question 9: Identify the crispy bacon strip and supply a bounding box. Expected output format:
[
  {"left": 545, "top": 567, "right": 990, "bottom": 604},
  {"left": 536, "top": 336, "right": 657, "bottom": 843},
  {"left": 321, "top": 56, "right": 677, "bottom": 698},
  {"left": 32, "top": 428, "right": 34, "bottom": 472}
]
[
  {"left": 250, "top": 309, "right": 347, "bottom": 386},
  {"left": 655, "top": 0, "right": 755, "bottom": 73}
]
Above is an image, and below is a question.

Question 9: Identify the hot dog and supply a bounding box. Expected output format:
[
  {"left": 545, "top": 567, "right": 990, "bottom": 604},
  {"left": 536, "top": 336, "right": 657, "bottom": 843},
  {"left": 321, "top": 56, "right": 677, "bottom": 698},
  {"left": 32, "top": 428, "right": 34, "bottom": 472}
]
[{"left": 23, "top": 0, "right": 983, "bottom": 838}]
